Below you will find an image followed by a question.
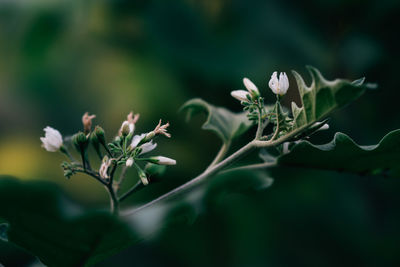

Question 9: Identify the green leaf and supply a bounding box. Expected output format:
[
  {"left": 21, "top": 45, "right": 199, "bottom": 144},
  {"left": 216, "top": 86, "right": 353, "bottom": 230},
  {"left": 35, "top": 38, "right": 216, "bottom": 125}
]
[
  {"left": 181, "top": 98, "right": 253, "bottom": 143},
  {"left": 277, "top": 129, "right": 400, "bottom": 178},
  {"left": 0, "top": 177, "right": 139, "bottom": 267},
  {"left": 289, "top": 66, "right": 372, "bottom": 137}
]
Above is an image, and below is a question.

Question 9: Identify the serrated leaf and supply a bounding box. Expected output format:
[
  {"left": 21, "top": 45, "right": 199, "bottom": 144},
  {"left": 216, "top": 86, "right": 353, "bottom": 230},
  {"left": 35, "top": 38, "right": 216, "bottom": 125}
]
[
  {"left": 181, "top": 98, "right": 253, "bottom": 143},
  {"left": 289, "top": 66, "right": 372, "bottom": 134},
  {"left": 277, "top": 129, "right": 400, "bottom": 178},
  {"left": 0, "top": 177, "right": 139, "bottom": 267}
]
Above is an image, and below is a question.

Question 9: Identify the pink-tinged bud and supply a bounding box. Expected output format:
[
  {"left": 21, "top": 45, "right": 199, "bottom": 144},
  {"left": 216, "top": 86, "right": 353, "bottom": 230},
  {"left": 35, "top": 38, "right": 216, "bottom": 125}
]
[
  {"left": 82, "top": 112, "right": 96, "bottom": 134},
  {"left": 99, "top": 156, "right": 112, "bottom": 180}
]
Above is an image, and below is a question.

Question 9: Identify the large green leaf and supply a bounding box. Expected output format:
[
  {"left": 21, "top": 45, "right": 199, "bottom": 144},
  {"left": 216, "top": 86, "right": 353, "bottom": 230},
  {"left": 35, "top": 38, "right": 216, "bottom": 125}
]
[
  {"left": 277, "top": 129, "right": 400, "bottom": 178},
  {"left": 289, "top": 66, "right": 374, "bottom": 136},
  {"left": 181, "top": 98, "right": 253, "bottom": 143},
  {"left": 0, "top": 177, "right": 139, "bottom": 267}
]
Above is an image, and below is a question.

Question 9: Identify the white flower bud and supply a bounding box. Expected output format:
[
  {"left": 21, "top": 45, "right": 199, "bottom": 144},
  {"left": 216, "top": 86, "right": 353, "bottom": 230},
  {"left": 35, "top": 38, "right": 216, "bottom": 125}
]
[
  {"left": 140, "top": 141, "right": 157, "bottom": 155},
  {"left": 269, "top": 71, "right": 289, "bottom": 96},
  {"left": 231, "top": 90, "right": 250, "bottom": 102},
  {"left": 126, "top": 157, "right": 134, "bottom": 167},
  {"left": 40, "top": 126, "right": 63, "bottom": 152},
  {"left": 243, "top": 77, "right": 260, "bottom": 97},
  {"left": 120, "top": 120, "right": 134, "bottom": 136},
  {"left": 152, "top": 156, "right": 176, "bottom": 165}
]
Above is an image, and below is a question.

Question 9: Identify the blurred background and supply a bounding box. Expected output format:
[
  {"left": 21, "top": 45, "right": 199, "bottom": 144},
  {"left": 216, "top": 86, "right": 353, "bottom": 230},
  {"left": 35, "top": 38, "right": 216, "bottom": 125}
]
[{"left": 1, "top": 0, "right": 400, "bottom": 266}]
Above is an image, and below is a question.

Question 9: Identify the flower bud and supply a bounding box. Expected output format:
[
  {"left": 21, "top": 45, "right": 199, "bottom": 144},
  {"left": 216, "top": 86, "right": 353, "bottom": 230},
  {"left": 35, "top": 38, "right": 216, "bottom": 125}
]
[
  {"left": 126, "top": 157, "right": 134, "bottom": 167},
  {"left": 137, "top": 168, "right": 149, "bottom": 185},
  {"left": 120, "top": 121, "right": 131, "bottom": 137},
  {"left": 145, "top": 131, "right": 156, "bottom": 141},
  {"left": 150, "top": 156, "right": 176, "bottom": 165},
  {"left": 40, "top": 126, "right": 63, "bottom": 152},
  {"left": 231, "top": 90, "right": 250, "bottom": 102},
  {"left": 243, "top": 78, "right": 260, "bottom": 98},
  {"left": 72, "top": 132, "right": 88, "bottom": 153},
  {"left": 99, "top": 156, "right": 112, "bottom": 180},
  {"left": 94, "top": 126, "right": 106, "bottom": 145}
]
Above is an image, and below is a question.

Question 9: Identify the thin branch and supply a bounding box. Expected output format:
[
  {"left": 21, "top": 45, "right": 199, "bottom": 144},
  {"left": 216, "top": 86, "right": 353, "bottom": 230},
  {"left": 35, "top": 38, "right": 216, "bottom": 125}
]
[
  {"left": 74, "top": 168, "right": 107, "bottom": 186},
  {"left": 123, "top": 140, "right": 258, "bottom": 216},
  {"left": 220, "top": 161, "right": 276, "bottom": 174},
  {"left": 206, "top": 141, "right": 231, "bottom": 171}
]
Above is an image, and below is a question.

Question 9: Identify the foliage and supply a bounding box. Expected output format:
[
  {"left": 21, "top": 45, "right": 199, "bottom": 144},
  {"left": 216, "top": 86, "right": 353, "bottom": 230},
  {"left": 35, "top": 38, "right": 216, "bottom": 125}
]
[
  {"left": 2, "top": 66, "right": 398, "bottom": 267},
  {"left": 278, "top": 129, "right": 400, "bottom": 178}
]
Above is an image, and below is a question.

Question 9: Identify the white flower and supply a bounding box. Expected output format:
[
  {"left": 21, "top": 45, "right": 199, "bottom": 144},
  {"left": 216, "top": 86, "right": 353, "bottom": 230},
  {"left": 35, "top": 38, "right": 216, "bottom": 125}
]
[
  {"left": 269, "top": 71, "right": 289, "bottom": 96},
  {"left": 152, "top": 156, "right": 176, "bottom": 165},
  {"left": 130, "top": 133, "right": 146, "bottom": 149},
  {"left": 126, "top": 157, "right": 134, "bottom": 167},
  {"left": 243, "top": 77, "right": 259, "bottom": 97},
  {"left": 99, "top": 156, "right": 112, "bottom": 180},
  {"left": 231, "top": 90, "right": 250, "bottom": 102},
  {"left": 140, "top": 141, "right": 157, "bottom": 155},
  {"left": 40, "top": 126, "right": 63, "bottom": 152}
]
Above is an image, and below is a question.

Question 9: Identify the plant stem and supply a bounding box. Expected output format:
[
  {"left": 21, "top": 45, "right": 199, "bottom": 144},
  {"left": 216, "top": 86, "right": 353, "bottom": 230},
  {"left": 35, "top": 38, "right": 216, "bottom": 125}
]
[
  {"left": 255, "top": 107, "right": 264, "bottom": 139},
  {"left": 74, "top": 168, "right": 107, "bottom": 185},
  {"left": 206, "top": 141, "right": 231, "bottom": 170},
  {"left": 220, "top": 161, "right": 277, "bottom": 174},
  {"left": 60, "top": 146, "right": 76, "bottom": 162},
  {"left": 124, "top": 140, "right": 257, "bottom": 215},
  {"left": 106, "top": 185, "right": 119, "bottom": 216},
  {"left": 101, "top": 143, "right": 113, "bottom": 157}
]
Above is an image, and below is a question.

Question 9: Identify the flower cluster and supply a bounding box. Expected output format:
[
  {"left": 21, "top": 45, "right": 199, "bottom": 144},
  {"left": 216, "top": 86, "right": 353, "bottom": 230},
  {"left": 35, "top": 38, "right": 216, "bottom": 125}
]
[
  {"left": 230, "top": 71, "right": 293, "bottom": 139},
  {"left": 40, "top": 111, "right": 176, "bottom": 213},
  {"left": 230, "top": 71, "right": 329, "bottom": 141}
]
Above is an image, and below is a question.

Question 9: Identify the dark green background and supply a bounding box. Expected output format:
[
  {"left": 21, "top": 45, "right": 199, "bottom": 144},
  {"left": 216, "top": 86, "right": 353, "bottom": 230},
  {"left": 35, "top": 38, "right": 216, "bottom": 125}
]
[{"left": 0, "top": 0, "right": 399, "bottom": 266}]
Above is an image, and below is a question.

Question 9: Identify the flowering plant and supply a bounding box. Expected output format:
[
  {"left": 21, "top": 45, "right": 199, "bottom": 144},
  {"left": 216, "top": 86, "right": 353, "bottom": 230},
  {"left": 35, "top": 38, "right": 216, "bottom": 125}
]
[
  {"left": 41, "top": 112, "right": 175, "bottom": 215},
  {"left": 4, "top": 66, "right": 399, "bottom": 267}
]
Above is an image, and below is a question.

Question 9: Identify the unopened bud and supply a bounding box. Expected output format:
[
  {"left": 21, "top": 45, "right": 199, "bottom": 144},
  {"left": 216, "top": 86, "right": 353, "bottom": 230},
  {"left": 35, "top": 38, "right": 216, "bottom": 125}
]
[
  {"left": 144, "top": 131, "right": 155, "bottom": 142},
  {"left": 72, "top": 132, "right": 88, "bottom": 152},
  {"left": 150, "top": 156, "right": 176, "bottom": 165},
  {"left": 120, "top": 121, "right": 131, "bottom": 136},
  {"left": 94, "top": 126, "right": 106, "bottom": 145},
  {"left": 126, "top": 157, "right": 134, "bottom": 167},
  {"left": 137, "top": 168, "right": 149, "bottom": 185}
]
